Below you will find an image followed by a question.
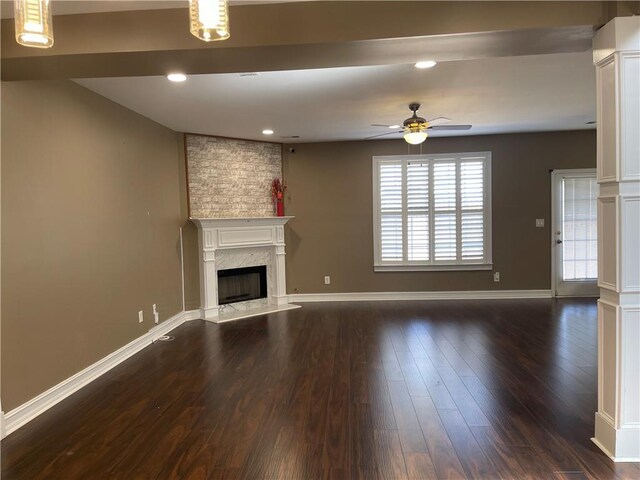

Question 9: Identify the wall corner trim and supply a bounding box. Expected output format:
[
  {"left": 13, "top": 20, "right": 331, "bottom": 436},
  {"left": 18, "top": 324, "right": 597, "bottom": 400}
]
[
  {"left": 288, "top": 289, "right": 554, "bottom": 302},
  {"left": 0, "top": 409, "right": 6, "bottom": 440},
  {"left": 3, "top": 309, "right": 202, "bottom": 438}
]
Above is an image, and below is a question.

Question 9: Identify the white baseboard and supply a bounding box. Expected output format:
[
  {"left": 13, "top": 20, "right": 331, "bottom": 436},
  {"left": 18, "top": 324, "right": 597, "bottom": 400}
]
[
  {"left": 288, "top": 289, "right": 553, "bottom": 303},
  {"left": 593, "top": 412, "right": 640, "bottom": 462},
  {"left": 592, "top": 436, "right": 640, "bottom": 462},
  {"left": 183, "top": 309, "right": 203, "bottom": 321},
  {"left": 0, "top": 409, "right": 6, "bottom": 439},
  {"left": 3, "top": 309, "right": 202, "bottom": 438}
]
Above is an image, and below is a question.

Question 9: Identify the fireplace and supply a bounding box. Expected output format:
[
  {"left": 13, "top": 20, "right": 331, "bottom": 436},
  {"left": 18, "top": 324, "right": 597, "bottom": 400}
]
[
  {"left": 191, "top": 216, "right": 298, "bottom": 322},
  {"left": 217, "top": 265, "right": 267, "bottom": 305}
]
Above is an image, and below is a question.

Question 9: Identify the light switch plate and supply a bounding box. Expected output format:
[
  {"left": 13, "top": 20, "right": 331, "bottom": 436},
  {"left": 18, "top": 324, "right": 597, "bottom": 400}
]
[{"left": 536, "top": 219, "right": 545, "bottom": 227}]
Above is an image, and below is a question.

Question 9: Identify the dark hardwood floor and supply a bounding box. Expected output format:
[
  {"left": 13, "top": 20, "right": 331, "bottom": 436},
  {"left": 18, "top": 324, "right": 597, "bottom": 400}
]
[{"left": 3, "top": 298, "right": 640, "bottom": 479}]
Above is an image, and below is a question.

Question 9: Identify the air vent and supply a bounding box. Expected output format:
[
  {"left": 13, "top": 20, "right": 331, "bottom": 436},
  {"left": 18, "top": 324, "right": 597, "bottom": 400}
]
[
  {"left": 281, "top": 135, "right": 300, "bottom": 139},
  {"left": 239, "top": 72, "right": 260, "bottom": 77}
]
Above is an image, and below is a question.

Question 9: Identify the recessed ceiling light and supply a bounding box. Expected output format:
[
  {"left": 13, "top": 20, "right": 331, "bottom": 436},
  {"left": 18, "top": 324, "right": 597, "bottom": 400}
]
[
  {"left": 415, "top": 60, "right": 437, "bottom": 69},
  {"left": 389, "top": 124, "right": 401, "bottom": 129},
  {"left": 262, "top": 129, "right": 274, "bottom": 135},
  {"left": 167, "top": 73, "right": 187, "bottom": 82}
]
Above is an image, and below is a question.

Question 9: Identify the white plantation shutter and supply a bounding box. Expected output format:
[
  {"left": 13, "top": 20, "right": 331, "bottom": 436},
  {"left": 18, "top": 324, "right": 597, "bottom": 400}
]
[
  {"left": 407, "top": 162, "right": 429, "bottom": 261},
  {"left": 461, "top": 161, "right": 484, "bottom": 209},
  {"left": 379, "top": 162, "right": 403, "bottom": 261},
  {"left": 433, "top": 161, "right": 457, "bottom": 260},
  {"left": 433, "top": 162, "right": 457, "bottom": 210},
  {"left": 373, "top": 152, "right": 492, "bottom": 270},
  {"left": 460, "top": 160, "right": 485, "bottom": 260},
  {"left": 461, "top": 213, "right": 484, "bottom": 259},
  {"left": 434, "top": 213, "right": 457, "bottom": 260}
]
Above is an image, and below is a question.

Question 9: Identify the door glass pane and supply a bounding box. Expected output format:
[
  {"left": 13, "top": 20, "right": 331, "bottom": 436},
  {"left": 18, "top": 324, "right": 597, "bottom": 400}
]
[{"left": 562, "top": 177, "right": 598, "bottom": 280}]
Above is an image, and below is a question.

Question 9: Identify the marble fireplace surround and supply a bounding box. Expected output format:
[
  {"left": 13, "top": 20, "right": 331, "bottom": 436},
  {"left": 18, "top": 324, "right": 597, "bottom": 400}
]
[{"left": 191, "top": 217, "right": 299, "bottom": 323}]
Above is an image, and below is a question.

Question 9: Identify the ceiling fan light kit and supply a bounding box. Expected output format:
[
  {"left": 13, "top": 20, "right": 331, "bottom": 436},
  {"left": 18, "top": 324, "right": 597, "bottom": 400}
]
[
  {"left": 189, "top": 0, "right": 230, "bottom": 42},
  {"left": 402, "top": 103, "right": 429, "bottom": 145},
  {"left": 404, "top": 129, "right": 428, "bottom": 145},
  {"left": 14, "top": 0, "right": 54, "bottom": 48}
]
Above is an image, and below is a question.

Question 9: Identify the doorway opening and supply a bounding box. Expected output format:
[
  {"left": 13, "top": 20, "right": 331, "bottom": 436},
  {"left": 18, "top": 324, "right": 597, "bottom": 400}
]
[{"left": 551, "top": 169, "right": 599, "bottom": 297}]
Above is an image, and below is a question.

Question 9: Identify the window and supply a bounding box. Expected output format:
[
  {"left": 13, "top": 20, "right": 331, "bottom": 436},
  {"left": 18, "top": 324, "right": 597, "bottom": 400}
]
[
  {"left": 561, "top": 176, "right": 597, "bottom": 280},
  {"left": 373, "top": 152, "right": 492, "bottom": 271}
]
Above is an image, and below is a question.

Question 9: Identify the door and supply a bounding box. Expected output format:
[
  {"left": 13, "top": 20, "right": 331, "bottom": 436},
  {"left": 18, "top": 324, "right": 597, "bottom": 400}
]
[{"left": 552, "top": 169, "right": 599, "bottom": 297}]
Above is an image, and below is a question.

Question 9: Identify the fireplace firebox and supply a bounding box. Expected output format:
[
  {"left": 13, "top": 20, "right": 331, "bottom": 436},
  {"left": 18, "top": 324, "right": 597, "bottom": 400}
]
[{"left": 217, "top": 265, "right": 267, "bottom": 305}]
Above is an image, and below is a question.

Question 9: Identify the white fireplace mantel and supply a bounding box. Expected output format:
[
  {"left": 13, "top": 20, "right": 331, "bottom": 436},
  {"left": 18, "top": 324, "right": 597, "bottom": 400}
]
[
  {"left": 191, "top": 216, "right": 297, "bottom": 322},
  {"left": 191, "top": 216, "right": 294, "bottom": 229}
]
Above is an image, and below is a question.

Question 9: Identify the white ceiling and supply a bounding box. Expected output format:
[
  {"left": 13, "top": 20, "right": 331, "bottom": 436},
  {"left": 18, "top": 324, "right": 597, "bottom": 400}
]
[
  {"left": 75, "top": 51, "right": 596, "bottom": 143},
  {"left": 3, "top": 0, "right": 596, "bottom": 143}
]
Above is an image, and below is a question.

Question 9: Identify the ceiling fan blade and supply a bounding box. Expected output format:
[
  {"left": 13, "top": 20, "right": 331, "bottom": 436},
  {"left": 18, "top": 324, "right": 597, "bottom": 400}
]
[
  {"left": 426, "top": 116, "right": 451, "bottom": 126},
  {"left": 371, "top": 123, "right": 392, "bottom": 128},
  {"left": 365, "top": 130, "right": 404, "bottom": 140},
  {"left": 428, "top": 125, "right": 472, "bottom": 131}
]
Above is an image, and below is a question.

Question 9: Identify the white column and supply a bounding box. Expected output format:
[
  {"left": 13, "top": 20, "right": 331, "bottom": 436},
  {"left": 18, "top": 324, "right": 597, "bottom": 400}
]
[{"left": 592, "top": 16, "right": 640, "bottom": 462}]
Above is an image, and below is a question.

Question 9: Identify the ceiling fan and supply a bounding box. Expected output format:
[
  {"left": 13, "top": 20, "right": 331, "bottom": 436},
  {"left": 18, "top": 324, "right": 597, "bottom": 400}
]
[{"left": 367, "top": 103, "right": 472, "bottom": 144}]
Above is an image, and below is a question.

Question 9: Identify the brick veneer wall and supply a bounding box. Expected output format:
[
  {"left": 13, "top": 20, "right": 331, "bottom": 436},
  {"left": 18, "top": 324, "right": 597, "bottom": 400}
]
[{"left": 186, "top": 134, "right": 282, "bottom": 218}]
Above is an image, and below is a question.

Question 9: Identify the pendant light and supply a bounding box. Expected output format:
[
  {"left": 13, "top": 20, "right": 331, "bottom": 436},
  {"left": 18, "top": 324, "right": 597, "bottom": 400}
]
[
  {"left": 189, "top": 0, "right": 230, "bottom": 42},
  {"left": 14, "top": 0, "right": 54, "bottom": 48}
]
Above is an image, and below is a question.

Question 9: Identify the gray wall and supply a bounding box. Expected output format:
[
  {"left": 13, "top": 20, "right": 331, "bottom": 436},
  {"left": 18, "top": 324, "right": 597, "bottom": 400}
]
[
  {"left": 282, "top": 130, "right": 596, "bottom": 294},
  {"left": 1, "top": 80, "right": 184, "bottom": 410}
]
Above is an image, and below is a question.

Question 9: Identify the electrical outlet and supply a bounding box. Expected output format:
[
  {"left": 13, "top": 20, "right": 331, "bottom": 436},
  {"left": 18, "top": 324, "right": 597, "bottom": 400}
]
[
  {"left": 138, "top": 310, "right": 144, "bottom": 323},
  {"left": 536, "top": 219, "right": 545, "bottom": 228},
  {"left": 493, "top": 272, "right": 500, "bottom": 282},
  {"left": 324, "top": 276, "right": 331, "bottom": 285}
]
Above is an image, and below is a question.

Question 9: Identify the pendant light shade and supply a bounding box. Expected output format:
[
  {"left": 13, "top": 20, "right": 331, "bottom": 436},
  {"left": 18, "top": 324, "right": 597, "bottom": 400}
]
[
  {"left": 189, "top": 0, "right": 230, "bottom": 42},
  {"left": 14, "top": 0, "right": 54, "bottom": 48},
  {"left": 403, "top": 129, "right": 428, "bottom": 145}
]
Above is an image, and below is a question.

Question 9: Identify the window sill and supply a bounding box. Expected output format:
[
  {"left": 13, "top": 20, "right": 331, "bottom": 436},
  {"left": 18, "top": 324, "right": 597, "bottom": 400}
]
[{"left": 374, "top": 264, "right": 493, "bottom": 272}]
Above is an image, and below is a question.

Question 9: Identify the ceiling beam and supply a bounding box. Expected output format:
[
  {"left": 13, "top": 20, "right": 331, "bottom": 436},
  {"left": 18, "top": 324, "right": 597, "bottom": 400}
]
[{"left": 1, "top": 1, "right": 609, "bottom": 80}]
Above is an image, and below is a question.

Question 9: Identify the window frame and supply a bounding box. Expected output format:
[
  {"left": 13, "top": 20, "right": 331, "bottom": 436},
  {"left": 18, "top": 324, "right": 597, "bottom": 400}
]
[{"left": 372, "top": 152, "right": 493, "bottom": 272}]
